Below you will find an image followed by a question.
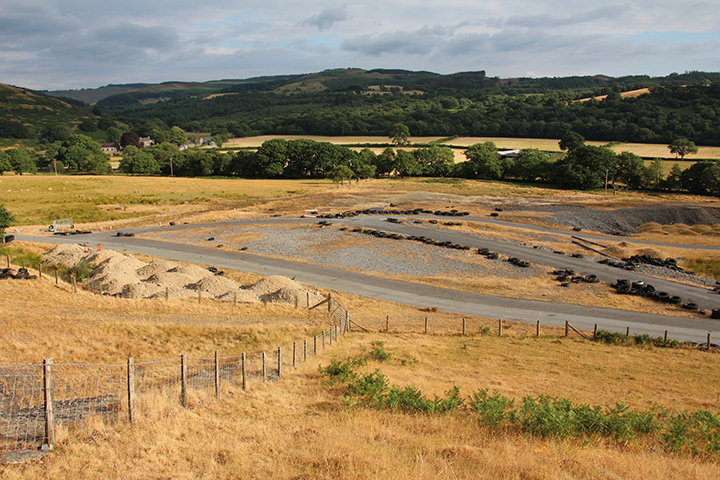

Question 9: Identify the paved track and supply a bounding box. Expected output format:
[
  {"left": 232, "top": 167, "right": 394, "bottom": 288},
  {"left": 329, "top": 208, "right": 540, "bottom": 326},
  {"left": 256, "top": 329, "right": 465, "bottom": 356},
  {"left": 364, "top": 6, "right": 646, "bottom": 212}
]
[{"left": 17, "top": 214, "right": 720, "bottom": 344}]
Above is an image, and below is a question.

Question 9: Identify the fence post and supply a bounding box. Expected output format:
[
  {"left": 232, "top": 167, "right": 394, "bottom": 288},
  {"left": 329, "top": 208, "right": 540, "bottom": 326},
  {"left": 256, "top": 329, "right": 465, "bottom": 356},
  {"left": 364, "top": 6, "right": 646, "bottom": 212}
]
[
  {"left": 498, "top": 319, "right": 503, "bottom": 337},
  {"left": 425, "top": 316, "right": 428, "bottom": 335},
  {"left": 165, "top": 287, "right": 169, "bottom": 302},
  {"left": 43, "top": 358, "right": 55, "bottom": 449},
  {"left": 329, "top": 328, "right": 333, "bottom": 346},
  {"left": 127, "top": 356, "right": 135, "bottom": 424},
  {"left": 292, "top": 342, "right": 296, "bottom": 367},
  {"left": 626, "top": 326, "right": 630, "bottom": 337},
  {"left": 55, "top": 269, "right": 58, "bottom": 285},
  {"left": 335, "top": 324, "right": 338, "bottom": 340},
  {"left": 345, "top": 310, "right": 349, "bottom": 333},
  {"left": 708, "top": 333, "right": 712, "bottom": 348},
  {"left": 262, "top": 351, "right": 267, "bottom": 382},
  {"left": 276, "top": 347, "right": 282, "bottom": 378},
  {"left": 71, "top": 275, "right": 76, "bottom": 293},
  {"left": 322, "top": 331, "right": 326, "bottom": 350},
  {"left": 180, "top": 354, "right": 187, "bottom": 407},
  {"left": 564, "top": 321, "right": 569, "bottom": 338},
  {"left": 328, "top": 294, "right": 332, "bottom": 313},
  {"left": 462, "top": 317, "right": 466, "bottom": 336},
  {"left": 593, "top": 324, "right": 598, "bottom": 339},
  {"left": 214, "top": 351, "right": 220, "bottom": 399},
  {"left": 313, "top": 336, "right": 317, "bottom": 355},
  {"left": 39, "top": 263, "right": 43, "bottom": 279},
  {"left": 234, "top": 292, "right": 237, "bottom": 306},
  {"left": 386, "top": 315, "right": 389, "bottom": 332},
  {"left": 241, "top": 353, "right": 247, "bottom": 391},
  {"left": 664, "top": 330, "right": 668, "bottom": 342},
  {"left": 536, "top": 320, "right": 540, "bottom": 337}
]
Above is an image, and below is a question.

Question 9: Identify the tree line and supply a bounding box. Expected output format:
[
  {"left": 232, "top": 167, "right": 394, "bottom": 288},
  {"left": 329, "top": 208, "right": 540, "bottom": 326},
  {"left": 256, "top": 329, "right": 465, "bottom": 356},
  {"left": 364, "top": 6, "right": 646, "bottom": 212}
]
[{"left": 3, "top": 133, "right": 717, "bottom": 197}]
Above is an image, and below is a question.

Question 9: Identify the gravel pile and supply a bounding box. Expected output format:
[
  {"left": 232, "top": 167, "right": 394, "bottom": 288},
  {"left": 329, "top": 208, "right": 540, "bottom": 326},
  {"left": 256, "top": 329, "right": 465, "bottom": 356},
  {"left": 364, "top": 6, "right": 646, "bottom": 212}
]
[{"left": 41, "top": 245, "right": 320, "bottom": 305}]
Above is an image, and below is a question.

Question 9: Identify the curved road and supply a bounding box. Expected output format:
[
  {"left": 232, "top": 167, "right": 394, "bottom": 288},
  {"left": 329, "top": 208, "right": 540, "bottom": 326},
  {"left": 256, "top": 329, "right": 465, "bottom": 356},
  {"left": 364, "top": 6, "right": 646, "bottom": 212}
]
[{"left": 17, "top": 214, "right": 720, "bottom": 344}]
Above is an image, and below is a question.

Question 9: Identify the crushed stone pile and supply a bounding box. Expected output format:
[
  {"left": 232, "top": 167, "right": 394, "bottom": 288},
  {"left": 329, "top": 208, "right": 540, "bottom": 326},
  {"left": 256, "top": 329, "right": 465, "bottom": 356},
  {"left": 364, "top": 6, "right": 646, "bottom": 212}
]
[{"left": 41, "top": 245, "right": 322, "bottom": 306}]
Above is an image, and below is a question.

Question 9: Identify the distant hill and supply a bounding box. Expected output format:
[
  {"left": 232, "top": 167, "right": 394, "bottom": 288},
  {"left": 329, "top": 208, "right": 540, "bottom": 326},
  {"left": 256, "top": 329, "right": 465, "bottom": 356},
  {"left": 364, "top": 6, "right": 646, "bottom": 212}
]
[
  {"left": 45, "top": 83, "right": 152, "bottom": 105},
  {"left": 0, "top": 84, "right": 99, "bottom": 140}
]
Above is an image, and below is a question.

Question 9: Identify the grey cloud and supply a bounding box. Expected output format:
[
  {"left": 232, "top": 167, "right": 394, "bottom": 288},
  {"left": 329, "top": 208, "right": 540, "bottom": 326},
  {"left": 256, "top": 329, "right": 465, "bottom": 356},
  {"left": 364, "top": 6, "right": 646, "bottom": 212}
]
[
  {"left": 303, "top": 7, "right": 349, "bottom": 31},
  {"left": 342, "top": 27, "right": 451, "bottom": 56},
  {"left": 506, "top": 6, "right": 627, "bottom": 29}
]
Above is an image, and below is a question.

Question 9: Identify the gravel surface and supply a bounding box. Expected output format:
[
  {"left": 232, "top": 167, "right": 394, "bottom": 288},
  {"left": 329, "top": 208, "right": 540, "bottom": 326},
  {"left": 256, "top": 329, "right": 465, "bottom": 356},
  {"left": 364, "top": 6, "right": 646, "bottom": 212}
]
[{"left": 151, "top": 224, "right": 540, "bottom": 279}]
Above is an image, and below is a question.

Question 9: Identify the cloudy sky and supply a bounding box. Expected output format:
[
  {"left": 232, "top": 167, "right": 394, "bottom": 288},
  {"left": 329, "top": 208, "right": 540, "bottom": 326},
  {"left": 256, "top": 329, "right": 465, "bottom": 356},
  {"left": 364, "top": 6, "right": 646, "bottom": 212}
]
[{"left": 1, "top": 0, "right": 718, "bottom": 90}]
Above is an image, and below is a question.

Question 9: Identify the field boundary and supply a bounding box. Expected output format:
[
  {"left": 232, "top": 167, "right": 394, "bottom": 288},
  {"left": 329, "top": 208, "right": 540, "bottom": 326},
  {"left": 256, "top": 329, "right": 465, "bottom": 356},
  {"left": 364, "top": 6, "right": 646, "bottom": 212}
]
[{"left": 0, "top": 296, "right": 350, "bottom": 457}]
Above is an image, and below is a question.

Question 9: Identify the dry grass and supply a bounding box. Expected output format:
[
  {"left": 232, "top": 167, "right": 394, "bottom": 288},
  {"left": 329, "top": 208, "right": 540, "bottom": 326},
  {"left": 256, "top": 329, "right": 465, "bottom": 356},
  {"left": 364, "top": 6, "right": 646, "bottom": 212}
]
[
  {"left": 0, "top": 269, "right": 332, "bottom": 365},
  {"left": 4, "top": 332, "right": 720, "bottom": 479},
  {"left": 224, "top": 135, "right": 720, "bottom": 160}
]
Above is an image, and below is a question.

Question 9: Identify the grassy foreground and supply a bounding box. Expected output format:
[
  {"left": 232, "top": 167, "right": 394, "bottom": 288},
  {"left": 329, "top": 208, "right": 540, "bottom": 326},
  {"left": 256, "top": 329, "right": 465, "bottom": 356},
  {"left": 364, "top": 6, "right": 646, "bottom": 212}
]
[{"left": 2, "top": 273, "right": 720, "bottom": 478}]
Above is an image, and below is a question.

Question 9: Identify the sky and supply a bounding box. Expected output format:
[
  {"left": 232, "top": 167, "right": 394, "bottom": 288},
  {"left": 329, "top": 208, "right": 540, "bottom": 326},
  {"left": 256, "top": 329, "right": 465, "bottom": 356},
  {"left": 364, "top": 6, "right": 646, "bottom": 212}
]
[{"left": 1, "top": 0, "right": 719, "bottom": 90}]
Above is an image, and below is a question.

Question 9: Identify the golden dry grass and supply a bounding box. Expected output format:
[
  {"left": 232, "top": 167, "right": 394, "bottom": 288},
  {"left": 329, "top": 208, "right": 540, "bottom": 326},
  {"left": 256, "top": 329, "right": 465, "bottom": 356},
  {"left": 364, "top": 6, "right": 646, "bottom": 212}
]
[
  {"left": 4, "top": 331, "right": 720, "bottom": 479},
  {"left": 225, "top": 135, "right": 720, "bottom": 160}
]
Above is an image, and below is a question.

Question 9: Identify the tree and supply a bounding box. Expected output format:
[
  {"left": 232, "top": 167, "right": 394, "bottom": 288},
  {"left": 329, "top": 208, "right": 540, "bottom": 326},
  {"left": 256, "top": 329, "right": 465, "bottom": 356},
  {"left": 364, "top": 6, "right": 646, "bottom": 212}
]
[
  {"left": 558, "top": 132, "right": 585, "bottom": 152},
  {"left": 643, "top": 158, "right": 664, "bottom": 189},
  {"left": 0, "top": 204, "right": 14, "bottom": 239},
  {"left": 551, "top": 145, "right": 617, "bottom": 190},
  {"left": 668, "top": 137, "right": 699, "bottom": 160},
  {"left": 119, "top": 145, "right": 160, "bottom": 175},
  {"left": 394, "top": 150, "right": 421, "bottom": 176},
  {"left": 661, "top": 163, "right": 684, "bottom": 191},
  {"left": 459, "top": 142, "right": 502, "bottom": 179},
  {"left": 389, "top": 123, "right": 410, "bottom": 146},
  {"left": 413, "top": 145, "right": 455, "bottom": 177},
  {"left": 168, "top": 126, "right": 187, "bottom": 146},
  {"left": 373, "top": 147, "right": 396, "bottom": 176},
  {"left": 6, "top": 147, "right": 37, "bottom": 175},
  {"left": 120, "top": 131, "right": 142, "bottom": 149},
  {"left": 614, "top": 151, "right": 645, "bottom": 188},
  {"left": 680, "top": 161, "right": 720, "bottom": 196},
  {"left": 328, "top": 164, "right": 354, "bottom": 185},
  {"left": 0, "top": 151, "right": 12, "bottom": 175},
  {"left": 509, "top": 149, "right": 551, "bottom": 182},
  {"left": 106, "top": 126, "right": 123, "bottom": 143},
  {"left": 56, "top": 134, "right": 111, "bottom": 174}
]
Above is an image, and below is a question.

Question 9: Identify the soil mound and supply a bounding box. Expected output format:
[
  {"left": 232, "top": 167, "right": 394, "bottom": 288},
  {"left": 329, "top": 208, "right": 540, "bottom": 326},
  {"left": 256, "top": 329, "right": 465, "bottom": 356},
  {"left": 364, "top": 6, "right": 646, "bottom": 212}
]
[
  {"left": 548, "top": 205, "right": 720, "bottom": 236},
  {"left": 249, "top": 275, "right": 304, "bottom": 296}
]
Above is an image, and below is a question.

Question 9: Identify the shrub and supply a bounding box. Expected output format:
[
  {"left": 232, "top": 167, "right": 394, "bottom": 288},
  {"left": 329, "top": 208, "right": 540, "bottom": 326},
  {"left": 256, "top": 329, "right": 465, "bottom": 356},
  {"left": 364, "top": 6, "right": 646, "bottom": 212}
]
[{"left": 470, "top": 389, "right": 515, "bottom": 427}]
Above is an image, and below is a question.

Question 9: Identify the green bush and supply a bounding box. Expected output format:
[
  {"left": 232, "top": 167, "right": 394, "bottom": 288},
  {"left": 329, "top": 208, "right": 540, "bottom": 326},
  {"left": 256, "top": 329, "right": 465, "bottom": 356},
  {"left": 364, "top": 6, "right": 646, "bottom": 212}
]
[{"left": 470, "top": 389, "right": 515, "bottom": 427}]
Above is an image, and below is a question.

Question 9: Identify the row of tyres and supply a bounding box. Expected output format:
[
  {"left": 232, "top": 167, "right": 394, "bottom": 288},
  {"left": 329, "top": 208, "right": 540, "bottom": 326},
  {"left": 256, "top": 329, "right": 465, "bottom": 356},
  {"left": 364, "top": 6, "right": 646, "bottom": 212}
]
[
  {"left": 612, "top": 278, "right": 702, "bottom": 311},
  {"left": 316, "top": 208, "right": 471, "bottom": 219},
  {"left": 0, "top": 267, "right": 37, "bottom": 280}
]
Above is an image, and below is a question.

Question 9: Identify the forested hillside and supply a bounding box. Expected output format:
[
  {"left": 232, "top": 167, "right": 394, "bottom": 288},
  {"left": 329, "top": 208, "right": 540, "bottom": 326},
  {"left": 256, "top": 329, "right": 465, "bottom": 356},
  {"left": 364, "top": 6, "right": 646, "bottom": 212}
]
[{"left": 90, "top": 69, "right": 720, "bottom": 146}]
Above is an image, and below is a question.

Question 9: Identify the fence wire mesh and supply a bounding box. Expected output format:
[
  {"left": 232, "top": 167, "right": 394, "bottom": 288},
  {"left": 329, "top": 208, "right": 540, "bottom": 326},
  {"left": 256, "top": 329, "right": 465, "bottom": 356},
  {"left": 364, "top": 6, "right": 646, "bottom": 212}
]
[{"left": 0, "top": 296, "right": 350, "bottom": 454}]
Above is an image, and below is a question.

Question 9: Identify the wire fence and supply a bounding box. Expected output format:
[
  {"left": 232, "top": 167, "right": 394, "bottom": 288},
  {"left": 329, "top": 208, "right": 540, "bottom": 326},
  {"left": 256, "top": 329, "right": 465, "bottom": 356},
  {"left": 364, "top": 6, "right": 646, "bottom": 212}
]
[{"left": 0, "top": 296, "right": 350, "bottom": 454}]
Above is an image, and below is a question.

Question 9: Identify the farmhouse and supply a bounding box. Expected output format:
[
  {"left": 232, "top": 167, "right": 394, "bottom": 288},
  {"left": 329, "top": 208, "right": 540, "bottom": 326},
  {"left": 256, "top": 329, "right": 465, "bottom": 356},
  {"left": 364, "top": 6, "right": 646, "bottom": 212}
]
[{"left": 100, "top": 142, "right": 120, "bottom": 154}]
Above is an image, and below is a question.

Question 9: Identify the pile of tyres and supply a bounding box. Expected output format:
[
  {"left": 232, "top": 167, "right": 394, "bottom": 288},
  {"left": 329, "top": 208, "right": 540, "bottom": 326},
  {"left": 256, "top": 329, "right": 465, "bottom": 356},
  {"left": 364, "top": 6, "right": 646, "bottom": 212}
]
[
  {"left": 551, "top": 268, "right": 599, "bottom": 286},
  {"left": 351, "top": 227, "right": 471, "bottom": 250},
  {"left": 0, "top": 267, "right": 37, "bottom": 280},
  {"left": 316, "top": 208, "right": 470, "bottom": 219},
  {"left": 598, "top": 255, "right": 685, "bottom": 272},
  {"left": 611, "top": 278, "right": 700, "bottom": 311},
  {"left": 507, "top": 256, "right": 532, "bottom": 268},
  {"left": 477, "top": 247, "right": 499, "bottom": 260}
]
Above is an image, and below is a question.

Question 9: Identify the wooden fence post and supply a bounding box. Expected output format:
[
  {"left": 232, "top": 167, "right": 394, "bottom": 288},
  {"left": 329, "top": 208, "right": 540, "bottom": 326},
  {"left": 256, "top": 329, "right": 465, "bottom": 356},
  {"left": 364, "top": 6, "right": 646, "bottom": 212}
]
[
  {"left": 214, "top": 351, "right": 220, "bottom": 399},
  {"left": 127, "top": 356, "right": 135, "bottom": 424},
  {"left": 71, "top": 275, "right": 76, "bottom": 293},
  {"left": 328, "top": 294, "right": 332, "bottom": 313},
  {"left": 424, "top": 317, "right": 428, "bottom": 335},
  {"left": 708, "top": 333, "right": 712, "bottom": 348},
  {"left": 462, "top": 317, "right": 466, "bottom": 336},
  {"left": 304, "top": 339, "right": 307, "bottom": 362},
  {"left": 39, "top": 263, "right": 42, "bottom": 279},
  {"left": 234, "top": 292, "right": 237, "bottom": 306},
  {"left": 262, "top": 351, "right": 267, "bottom": 382},
  {"left": 55, "top": 269, "right": 58, "bottom": 285},
  {"left": 626, "top": 326, "right": 630, "bottom": 337},
  {"left": 322, "top": 331, "right": 326, "bottom": 350},
  {"left": 329, "top": 328, "right": 333, "bottom": 346},
  {"left": 498, "top": 319, "right": 503, "bottom": 337},
  {"left": 165, "top": 287, "right": 169, "bottom": 302},
  {"left": 593, "top": 324, "right": 598, "bottom": 339},
  {"left": 293, "top": 342, "right": 296, "bottom": 367},
  {"left": 180, "top": 354, "right": 187, "bottom": 407},
  {"left": 313, "top": 336, "right": 317, "bottom": 355},
  {"left": 564, "top": 321, "right": 569, "bottom": 337},
  {"left": 43, "top": 358, "right": 55, "bottom": 448},
  {"left": 536, "top": 320, "right": 540, "bottom": 337},
  {"left": 345, "top": 311, "right": 349, "bottom": 333},
  {"left": 386, "top": 315, "right": 389, "bottom": 332},
  {"left": 241, "top": 353, "right": 247, "bottom": 391},
  {"left": 277, "top": 347, "right": 282, "bottom": 378},
  {"left": 664, "top": 330, "right": 668, "bottom": 342}
]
